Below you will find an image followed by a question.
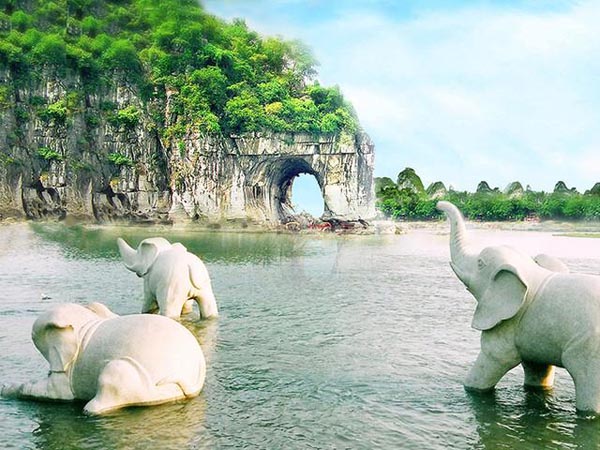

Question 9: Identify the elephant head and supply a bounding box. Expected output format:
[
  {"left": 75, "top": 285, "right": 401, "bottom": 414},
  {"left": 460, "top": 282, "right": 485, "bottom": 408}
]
[
  {"left": 31, "top": 303, "right": 114, "bottom": 374},
  {"left": 117, "top": 237, "right": 172, "bottom": 277},
  {"left": 437, "top": 201, "right": 558, "bottom": 331}
]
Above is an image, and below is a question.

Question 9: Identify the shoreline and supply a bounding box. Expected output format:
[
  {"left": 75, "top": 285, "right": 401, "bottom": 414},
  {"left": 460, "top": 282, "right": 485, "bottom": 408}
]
[
  {"left": 3, "top": 216, "right": 600, "bottom": 237},
  {"left": 399, "top": 219, "right": 600, "bottom": 233}
]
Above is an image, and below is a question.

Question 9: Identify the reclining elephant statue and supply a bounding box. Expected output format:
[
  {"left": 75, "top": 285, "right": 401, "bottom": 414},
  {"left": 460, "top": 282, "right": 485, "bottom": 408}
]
[
  {"left": 437, "top": 200, "right": 600, "bottom": 413},
  {"left": 117, "top": 237, "right": 218, "bottom": 319},
  {"left": 1, "top": 303, "right": 206, "bottom": 415}
]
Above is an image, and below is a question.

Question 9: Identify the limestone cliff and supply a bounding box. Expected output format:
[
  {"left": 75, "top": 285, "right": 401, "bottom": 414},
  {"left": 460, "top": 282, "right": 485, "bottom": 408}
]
[{"left": 0, "top": 68, "right": 375, "bottom": 224}]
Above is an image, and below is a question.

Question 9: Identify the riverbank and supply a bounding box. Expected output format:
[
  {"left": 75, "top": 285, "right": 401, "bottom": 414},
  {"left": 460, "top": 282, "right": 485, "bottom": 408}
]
[
  {"left": 2, "top": 215, "right": 600, "bottom": 236},
  {"left": 399, "top": 219, "right": 600, "bottom": 235}
]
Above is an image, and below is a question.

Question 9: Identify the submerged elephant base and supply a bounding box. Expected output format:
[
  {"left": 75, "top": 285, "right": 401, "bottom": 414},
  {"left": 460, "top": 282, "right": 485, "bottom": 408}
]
[{"left": 1, "top": 303, "right": 206, "bottom": 415}]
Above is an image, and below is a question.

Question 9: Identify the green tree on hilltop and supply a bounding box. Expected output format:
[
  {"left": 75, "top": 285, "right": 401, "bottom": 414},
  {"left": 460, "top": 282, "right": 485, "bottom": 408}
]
[{"left": 0, "top": 0, "right": 359, "bottom": 136}]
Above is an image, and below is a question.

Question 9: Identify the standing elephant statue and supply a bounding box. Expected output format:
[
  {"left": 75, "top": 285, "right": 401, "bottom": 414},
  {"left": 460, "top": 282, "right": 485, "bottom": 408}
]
[
  {"left": 1, "top": 303, "right": 206, "bottom": 415},
  {"left": 117, "top": 237, "right": 218, "bottom": 319},
  {"left": 437, "top": 201, "right": 600, "bottom": 413}
]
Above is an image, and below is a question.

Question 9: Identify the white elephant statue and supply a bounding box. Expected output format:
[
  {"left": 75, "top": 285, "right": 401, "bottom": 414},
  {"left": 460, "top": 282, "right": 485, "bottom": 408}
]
[
  {"left": 438, "top": 201, "right": 600, "bottom": 413},
  {"left": 1, "top": 303, "right": 206, "bottom": 415},
  {"left": 117, "top": 237, "right": 218, "bottom": 319}
]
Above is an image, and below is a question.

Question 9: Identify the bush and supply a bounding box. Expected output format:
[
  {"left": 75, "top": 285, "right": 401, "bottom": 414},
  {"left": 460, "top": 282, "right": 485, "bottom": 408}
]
[
  {"left": 10, "top": 11, "right": 33, "bottom": 32},
  {"left": 39, "top": 99, "right": 68, "bottom": 123},
  {"left": 377, "top": 187, "right": 600, "bottom": 221},
  {"left": 0, "top": 0, "right": 360, "bottom": 136},
  {"left": 37, "top": 146, "right": 63, "bottom": 161},
  {"left": 107, "top": 152, "right": 133, "bottom": 167},
  {"left": 108, "top": 105, "right": 140, "bottom": 129},
  {"left": 31, "top": 34, "right": 67, "bottom": 66},
  {"left": 101, "top": 39, "right": 141, "bottom": 73}
]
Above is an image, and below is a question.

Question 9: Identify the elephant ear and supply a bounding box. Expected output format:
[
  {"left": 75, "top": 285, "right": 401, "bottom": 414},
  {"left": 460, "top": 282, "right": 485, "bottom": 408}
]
[
  {"left": 534, "top": 253, "right": 569, "bottom": 273},
  {"left": 33, "top": 321, "right": 79, "bottom": 373},
  {"left": 118, "top": 237, "right": 171, "bottom": 276},
  {"left": 45, "top": 325, "right": 78, "bottom": 373},
  {"left": 85, "top": 302, "right": 118, "bottom": 319},
  {"left": 129, "top": 240, "right": 162, "bottom": 277},
  {"left": 472, "top": 264, "right": 528, "bottom": 331}
]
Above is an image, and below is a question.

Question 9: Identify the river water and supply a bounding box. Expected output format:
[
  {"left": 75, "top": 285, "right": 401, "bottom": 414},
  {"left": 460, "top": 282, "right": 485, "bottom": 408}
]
[{"left": 0, "top": 223, "right": 600, "bottom": 449}]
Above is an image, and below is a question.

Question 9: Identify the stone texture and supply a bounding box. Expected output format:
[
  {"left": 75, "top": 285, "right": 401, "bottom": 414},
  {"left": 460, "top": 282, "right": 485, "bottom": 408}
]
[
  {"left": 503, "top": 181, "right": 524, "bottom": 198},
  {"left": 554, "top": 181, "right": 578, "bottom": 195},
  {"left": 396, "top": 167, "right": 424, "bottom": 193},
  {"left": 585, "top": 183, "right": 600, "bottom": 196},
  {"left": 374, "top": 177, "right": 396, "bottom": 196},
  {"left": 426, "top": 181, "right": 447, "bottom": 199},
  {"left": 476, "top": 181, "right": 499, "bottom": 194},
  {"left": 0, "top": 68, "right": 375, "bottom": 225},
  {"left": 169, "top": 131, "right": 375, "bottom": 224},
  {"left": 438, "top": 200, "right": 600, "bottom": 414}
]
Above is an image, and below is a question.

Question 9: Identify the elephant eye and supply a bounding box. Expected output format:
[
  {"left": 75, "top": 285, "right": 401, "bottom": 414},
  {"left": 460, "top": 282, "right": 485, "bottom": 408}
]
[{"left": 478, "top": 258, "right": 486, "bottom": 270}]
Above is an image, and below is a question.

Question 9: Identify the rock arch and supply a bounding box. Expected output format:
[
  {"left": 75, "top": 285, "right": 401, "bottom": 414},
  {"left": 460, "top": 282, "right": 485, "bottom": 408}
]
[
  {"left": 171, "top": 132, "right": 376, "bottom": 225},
  {"left": 246, "top": 157, "right": 326, "bottom": 222}
]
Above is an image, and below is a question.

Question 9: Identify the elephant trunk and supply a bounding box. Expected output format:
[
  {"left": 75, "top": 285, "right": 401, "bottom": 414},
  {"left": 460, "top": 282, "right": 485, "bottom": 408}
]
[
  {"left": 436, "top": 201, "right": 477, "bottom": 286},
  {"left": 117, "top": 238, "right": 137, "bottom": 271}
]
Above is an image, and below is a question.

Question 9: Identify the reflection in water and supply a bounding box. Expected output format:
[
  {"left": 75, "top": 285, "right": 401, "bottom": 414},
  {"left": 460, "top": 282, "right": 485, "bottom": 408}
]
[
  {"left": 181, "top": 315, "right": 219, "bottom": 367},
  {"left": 30, "top": 223, "right": 311, "bottom": 264},
  {"left": 467, "top": 385, "right": 600, "bottom": 449},
  {"left": 30, "top": 396, "right": 210, "bottom": 450},
  {"left": 2, "top": 223, "right": 600, "bottom": 448}
]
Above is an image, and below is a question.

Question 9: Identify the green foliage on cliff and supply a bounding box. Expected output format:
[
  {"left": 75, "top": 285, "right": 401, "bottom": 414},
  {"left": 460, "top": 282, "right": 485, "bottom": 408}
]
[
  {"left": 376, "top": 171, "right": 600, "bottom": 221},
  {"left": 107, "top": 152, "right": 133, "bottom": 167},
  {"left": 0, "top": 0, "right": 358, "bottom": 135},
  {"left": 37, "top": 146, "right": 63, "bottom": 161}
]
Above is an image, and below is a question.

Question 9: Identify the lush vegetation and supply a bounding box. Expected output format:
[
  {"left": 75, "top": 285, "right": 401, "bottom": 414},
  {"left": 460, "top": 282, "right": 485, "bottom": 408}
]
[
  {"left": 0, "top": 0, "right": 358, "bottom": 135},
  {"left": 377, "top": 172, "right": 600, "bottom": 221}
]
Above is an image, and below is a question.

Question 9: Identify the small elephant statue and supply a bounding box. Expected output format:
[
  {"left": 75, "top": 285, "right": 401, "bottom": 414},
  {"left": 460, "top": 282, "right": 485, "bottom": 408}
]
[
  {"left": 438, "top": 201, "right": 600, "bottom": 413},
  {"left": 117, "top": 237, "right": 218, "bottom": 319},
  {"left": 1, "top": 303, "right": 206, "bottom": 415}
]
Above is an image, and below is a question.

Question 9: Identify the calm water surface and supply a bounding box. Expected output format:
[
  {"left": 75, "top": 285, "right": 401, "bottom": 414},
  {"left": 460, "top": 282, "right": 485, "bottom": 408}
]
[{"left": 1, "top": 223, "right": 600, "bottom": 449}]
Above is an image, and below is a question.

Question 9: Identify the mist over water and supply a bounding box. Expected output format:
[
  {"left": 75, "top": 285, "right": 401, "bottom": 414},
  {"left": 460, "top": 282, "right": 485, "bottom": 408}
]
[{"left": 1, "top": 223, "right": 600, "bottom": 449}]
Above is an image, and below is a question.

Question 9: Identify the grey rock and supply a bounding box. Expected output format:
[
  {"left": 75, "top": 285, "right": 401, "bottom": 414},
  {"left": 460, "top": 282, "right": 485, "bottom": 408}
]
[
  {"left": 0, "top": 69, "right": 375, "bottom": 225},
  {"left": 504, "top": 181, "right": 524, "bottom": 198},
  {"left": 396, "top": 167, "right": 424, "bottom": 193},
  {"left": 426, "top": 181, "right": 447, "bottom": 199}
]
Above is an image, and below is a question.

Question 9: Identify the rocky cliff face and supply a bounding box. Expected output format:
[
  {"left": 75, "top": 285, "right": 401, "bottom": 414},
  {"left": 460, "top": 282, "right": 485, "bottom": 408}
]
[{"left": 0, "top": 68, "right": 375, "bottom": 225}]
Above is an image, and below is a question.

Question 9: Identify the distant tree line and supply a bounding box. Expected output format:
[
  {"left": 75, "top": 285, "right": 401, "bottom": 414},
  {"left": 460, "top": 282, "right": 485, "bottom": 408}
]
[
  {"left": 376, "top": 168, "right": 600, "bottom": 221},
  {"left": 0, "top": 0, "right": 358, "bottom": 136}
]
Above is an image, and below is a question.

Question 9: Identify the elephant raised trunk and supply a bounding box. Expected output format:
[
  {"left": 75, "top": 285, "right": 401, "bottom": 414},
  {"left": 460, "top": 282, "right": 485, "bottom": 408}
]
[
  {"left": 436, "top": 201, "right": 477, "bottom": 285},
  {"left": 117, "top": 238, "right": 137, "bottom": 271}
]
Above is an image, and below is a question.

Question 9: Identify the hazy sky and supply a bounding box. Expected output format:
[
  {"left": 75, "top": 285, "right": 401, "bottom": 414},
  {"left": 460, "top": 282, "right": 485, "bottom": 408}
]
[{"left": 203, "top": 0, "right": 599, "bottom": 212}]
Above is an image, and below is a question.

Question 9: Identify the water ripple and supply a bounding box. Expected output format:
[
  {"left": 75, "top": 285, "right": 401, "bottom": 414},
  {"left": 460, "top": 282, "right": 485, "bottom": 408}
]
[{"left": 0, "top": 224, "right": 599, "bottom": 448}]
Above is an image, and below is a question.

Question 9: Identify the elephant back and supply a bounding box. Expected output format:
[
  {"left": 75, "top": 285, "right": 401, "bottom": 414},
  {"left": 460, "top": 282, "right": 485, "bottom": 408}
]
[
  {"left": 516, "top": 273, "right": 600, "bottom": 366},
  {"left": 70, "top": 315, "right": 205, "bottom": 400}
]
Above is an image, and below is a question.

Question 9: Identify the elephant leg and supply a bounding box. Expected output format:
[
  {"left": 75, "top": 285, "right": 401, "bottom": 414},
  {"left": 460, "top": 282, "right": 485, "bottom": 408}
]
[
  {"left": 156, "top": 286, "right": 185, "bottom": 319},
  {"left": 141, "top": 283, "right": 158, "bottom": 314},
  {"left": 181, "top": 300, "right": 194, "bottom": 315},
  {"left": 83, "top": 358, "right": 186, "bottom": 415},
  {"left": 563, "top": 357, "right": 600, "bottom": 413},
  {"left": 192, "top": 287, "right": 219, "bottom": 319},
  {"left": 464, "top": 351, "right": 520, "bottom": 392},
  {"left": 2, "top": 373, "right": 73, "bottom": 401},
  {"left": 522, "top": 361, "right": 555, "bottom": 389}
]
